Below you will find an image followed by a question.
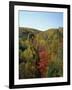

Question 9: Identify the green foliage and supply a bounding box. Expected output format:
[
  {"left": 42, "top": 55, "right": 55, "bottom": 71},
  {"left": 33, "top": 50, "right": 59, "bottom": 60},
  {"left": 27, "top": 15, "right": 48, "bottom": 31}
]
[
  {"left": 48, "top": 59, "right": 63, "bottom": 77},
  {"left": 19, "top": 39, "right": 27, "bottom": 51},
  {"left": 19, "top": 27, "right": 63, "bottom": 79},
  {"left": 19, "top": 62, "right": 37, "bottom": 78},
  {"left": 21, "top": 47, "right": 33, "bottom": 60}
]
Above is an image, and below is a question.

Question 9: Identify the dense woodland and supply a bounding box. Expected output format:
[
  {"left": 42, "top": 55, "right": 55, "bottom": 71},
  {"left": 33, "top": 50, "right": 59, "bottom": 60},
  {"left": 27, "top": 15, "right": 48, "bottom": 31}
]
[{"left": 19, "top": 27, "right": 63, "bottom": 79}]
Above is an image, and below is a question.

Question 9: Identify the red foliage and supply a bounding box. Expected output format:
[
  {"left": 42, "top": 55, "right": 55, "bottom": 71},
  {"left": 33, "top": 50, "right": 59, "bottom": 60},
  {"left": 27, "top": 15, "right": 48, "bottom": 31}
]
[
  {"left": 37, "top": 49, "right": 48, "bottom": 77},
  {"left": 39, "top": 50, "right": 48, "bottom": 59}
]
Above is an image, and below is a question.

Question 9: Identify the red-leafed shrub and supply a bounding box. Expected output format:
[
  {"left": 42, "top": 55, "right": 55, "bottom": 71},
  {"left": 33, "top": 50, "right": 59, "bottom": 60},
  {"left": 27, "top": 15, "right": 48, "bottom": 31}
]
[
  {"left": 39, "top": 50, "right": 48, "bottom": 59},
  {"left": 37, "top": 49, "right": 48, "bottom": 77}
]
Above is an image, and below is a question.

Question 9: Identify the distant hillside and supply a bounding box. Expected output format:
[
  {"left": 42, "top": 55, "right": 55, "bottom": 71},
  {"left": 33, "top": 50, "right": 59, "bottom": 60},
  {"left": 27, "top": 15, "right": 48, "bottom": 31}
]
[
  {"left": 19, "top": 27, "right": 63, "bottom": 41},
  {"left": 19, "top": 27, "right": 41, "bottom": 38},
  {"left": 36, "top": 28, "right": 63, "bottom": 41}
]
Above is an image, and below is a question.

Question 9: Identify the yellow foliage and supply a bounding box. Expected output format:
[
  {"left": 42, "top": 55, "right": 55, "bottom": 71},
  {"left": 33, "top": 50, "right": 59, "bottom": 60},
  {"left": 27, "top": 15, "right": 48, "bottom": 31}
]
[{"left": 21, "top": 47, "right": 33, "bottom": 60}]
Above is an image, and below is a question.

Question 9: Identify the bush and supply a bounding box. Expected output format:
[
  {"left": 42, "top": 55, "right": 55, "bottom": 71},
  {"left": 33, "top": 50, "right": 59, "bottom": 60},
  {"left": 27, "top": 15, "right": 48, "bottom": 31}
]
[{"left": 48, "top": 59, "right": 63, "bottom": 77}]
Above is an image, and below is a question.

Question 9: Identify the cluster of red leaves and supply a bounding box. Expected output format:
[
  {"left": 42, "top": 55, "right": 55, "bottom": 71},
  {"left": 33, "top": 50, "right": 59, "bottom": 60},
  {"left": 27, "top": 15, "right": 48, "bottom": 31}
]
[
  {"left": 37, "top": 49, "right": 48, "bottom": 77},
  {"left": 39, "top": 50, "right": 48, "bottom": 59}
]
